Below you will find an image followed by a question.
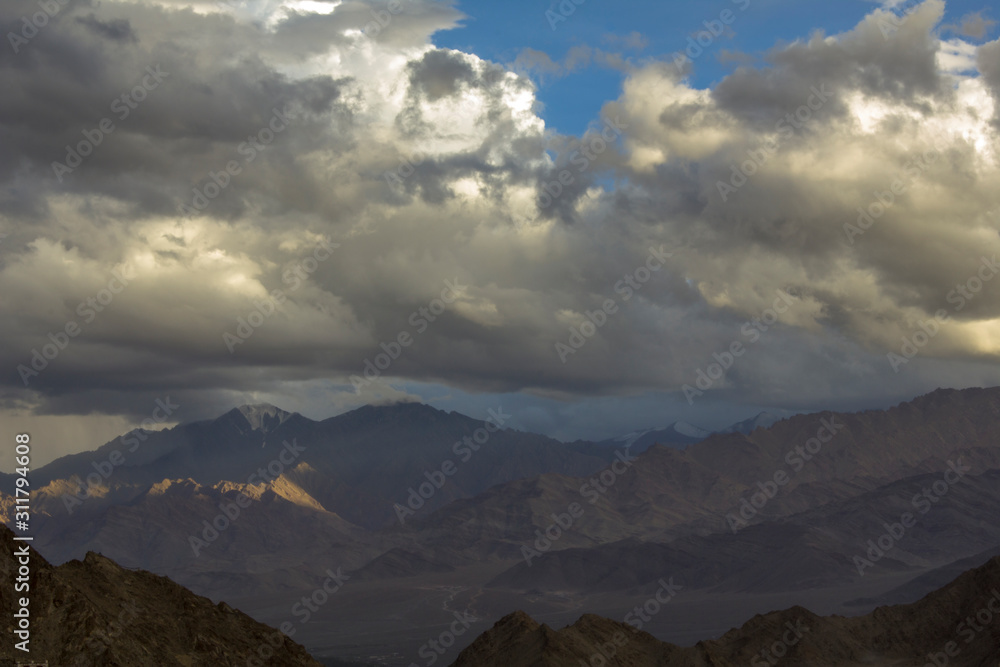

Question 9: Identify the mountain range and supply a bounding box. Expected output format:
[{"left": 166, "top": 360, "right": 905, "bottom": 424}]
[
  {"left": 452, "top": 554, "right": 1000, "bottom": 666},
  {"left": 595, "top": 411, "right": 785, "bottom": 453},
  {"left": 3, "top": 386, "right": 1000, "bottom": 664}
]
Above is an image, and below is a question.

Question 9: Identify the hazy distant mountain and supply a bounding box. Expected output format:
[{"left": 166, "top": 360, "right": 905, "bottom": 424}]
[
  {"left": 414, "top": 387, "right": 1000, "bottom": 574},
  {"left": 844, "top": 545, "right": 1000, "bottom": 608},
  {"left": 722, "top": 410, "right": 784, "bottom": 434},
  {"left": 453, "top": 555, "right": 1000, "bottom": 666},
  {"left": 0, "top": 524, "right": 322, "bottom": 666},
  {"left": 597, "top": 421, "right": 712, "bottom": 452},
  {"left": 487, "top": 468, "right": 1000, "bottom": 594},
  {"left": 597, "top": 411, "right": 786, "bottom": 453}
]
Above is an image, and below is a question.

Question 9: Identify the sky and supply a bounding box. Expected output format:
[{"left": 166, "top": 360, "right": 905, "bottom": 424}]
[{"left": 2, "top": 0, "right": 1000, "bottom": 468}]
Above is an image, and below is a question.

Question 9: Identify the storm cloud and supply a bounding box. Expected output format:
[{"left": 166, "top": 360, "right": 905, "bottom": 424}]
[{"left": 1, "top": 0, "right": 999, "bottom": 454}]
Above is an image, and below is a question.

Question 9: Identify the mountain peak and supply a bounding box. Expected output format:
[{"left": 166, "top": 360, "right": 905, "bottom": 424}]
[
  {"left": 219, "top": 403, "right": 295, "bottom": 433},
  {"left": 602, "top": 421, "right": 711, "bottom": 452},
  {"left": 723, "top": 411, "right": 783, "bottom": 435},
  {"left": 236, "top": 402, "right": 287, "bottom": 416},
  {"left": 669, "top": 420, "right": 712, "bottom": 439},
  {"left": 345, "top": 401, "right": 446, "bottom": 422}
]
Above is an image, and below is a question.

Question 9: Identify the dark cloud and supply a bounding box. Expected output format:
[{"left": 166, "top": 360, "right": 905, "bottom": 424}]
[
  {"left": 0, "top": 0, "right": 997, "bottom": 446},
  {"left": 407, "top": 49, "right": 476, "bottom": 101},
  {"left": 980, "top": 37, "right": 1000, "bottom": 121},
  {"left": 74, "top": 14, "right": 137, "bottom": 42},
  {"left": 713, "top": 1, "right": 949, "bottom": 128}
]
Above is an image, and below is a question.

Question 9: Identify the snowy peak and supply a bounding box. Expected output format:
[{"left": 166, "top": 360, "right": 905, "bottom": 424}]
[
  {"left": 603, "top": 413, "right": 784, "bottom": 453},
  {"left": 671, "top": 420, "right": 712, "bottom": 439},
  {"left": 601, "top": 420, "right": 712, "bottom": 453},
  {"left": 723, "top": 411, "right": 783, "bottom": 435},
  {"left": 219, "top": 403, "right": 296, "bottom": 434}
]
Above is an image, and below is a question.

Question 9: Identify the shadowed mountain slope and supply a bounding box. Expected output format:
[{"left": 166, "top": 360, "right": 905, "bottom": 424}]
[
  {"left": 0, "top": 524, "right": 322, "bottom": 667},
  {"left": 453, "top": 556, "right": 1000, "bottom": 666}
]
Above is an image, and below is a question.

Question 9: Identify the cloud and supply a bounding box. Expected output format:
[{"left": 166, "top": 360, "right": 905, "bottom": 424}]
[
  {"left": 944, "top": 11, "right": 996, "bottom": 39},
  {"left": 980, "top": 36, "right": 1000, "bottom": 120},
  {"left": 512, "top": 47, "right": 562, "bottom": 80},
  {"left": 511, "top": 44, "right": 637, "bottom": 84},
  {"left": 407, "top": 49, "right": 479, "bottom": 101},
  {"left": 601, "top": 31, "right": 649, "bottom": 51},
  {"left": 0, "top": 0, "right": 998, "bottom": 436}
]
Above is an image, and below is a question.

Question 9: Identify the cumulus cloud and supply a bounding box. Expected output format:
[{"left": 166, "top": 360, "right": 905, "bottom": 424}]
[
  {"left": 511, "top": 44, "right": 636, "bottom": 84},
  {"left": 945, "top": 10, "right": 996, "bottom": 39},
  {"left": 601, "top": 31, "right": 649, "bottom": 52},
  {"left": 1, "top": 0, "right": 999, "bottom": 439}
]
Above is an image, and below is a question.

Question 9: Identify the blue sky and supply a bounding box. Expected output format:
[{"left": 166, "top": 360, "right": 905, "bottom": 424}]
[{"left": 435, "top": 0, "right": 993, "bottom": 135}]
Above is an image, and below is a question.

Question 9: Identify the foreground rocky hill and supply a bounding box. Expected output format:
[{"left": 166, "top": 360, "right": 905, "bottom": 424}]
[
  {"left": 0, "top": 524, "right": 322, "bottom": 667},
  {"left": 452, "top": 555, "right": 1000, "bottom": 666}
]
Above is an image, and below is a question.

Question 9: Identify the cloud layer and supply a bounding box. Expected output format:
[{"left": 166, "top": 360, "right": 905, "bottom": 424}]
[{"left": 2, "top": 0, "right": 999, "bottom": 435}]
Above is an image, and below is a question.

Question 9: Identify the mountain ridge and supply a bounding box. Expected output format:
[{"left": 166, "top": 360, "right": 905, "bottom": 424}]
[
  {"left": 5, "top": 386, "right": 1000, "bottom": 661},
  {"left": 452, "top": 555, "right": 1000, "bottom": 666},
  {"left": 0, "top": 523, "right": 323, "bottom": 666}
]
